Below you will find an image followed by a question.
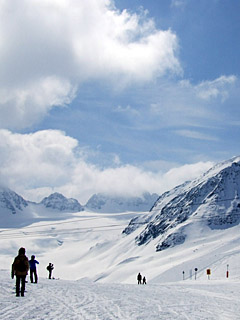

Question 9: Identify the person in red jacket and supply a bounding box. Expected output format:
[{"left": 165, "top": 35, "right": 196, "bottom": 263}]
[{"left": 12, "top": 247, "right": 29, "bottom": 297}]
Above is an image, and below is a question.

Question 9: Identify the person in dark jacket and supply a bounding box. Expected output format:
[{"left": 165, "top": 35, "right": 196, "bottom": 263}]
[
  {"left": 137, "top": 272, "right": 142, "bottom": 285},
  {"left": 47, "top": 263, "right": 54, "bottom": 279},
  {"left": 29, "top": 255, "right": 39, "bottom": 283},
  {"left": 12, "top": 247, "right": 29, "bottom": 297},
  {"left": 142, "top": 276, "right": 147, "bottom": 285}
]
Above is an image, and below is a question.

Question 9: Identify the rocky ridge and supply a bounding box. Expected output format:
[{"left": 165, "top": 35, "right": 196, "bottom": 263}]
[{"left": 123, "top": 156, "right": 240, "bottom": 252}]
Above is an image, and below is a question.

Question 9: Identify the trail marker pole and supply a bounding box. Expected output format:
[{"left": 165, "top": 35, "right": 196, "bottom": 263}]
[
  {"left": 194, "top": 268, "right": 198, "bottom": 280},
  {"left": 226, "top": 264, "right": 229, "bottom": 278},
  {"left": 206, "top": 268, "right": 211, "bottom": 280}
]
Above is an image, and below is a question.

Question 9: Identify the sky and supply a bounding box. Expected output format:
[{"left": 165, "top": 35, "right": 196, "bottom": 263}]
[{"left": 0, "top": 0, "right": 239, "bottom": 203}]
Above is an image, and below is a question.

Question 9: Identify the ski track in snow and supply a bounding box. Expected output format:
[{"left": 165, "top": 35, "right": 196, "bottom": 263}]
[{"left": 1, "top": 271, "right": 240, "bottom": 320}]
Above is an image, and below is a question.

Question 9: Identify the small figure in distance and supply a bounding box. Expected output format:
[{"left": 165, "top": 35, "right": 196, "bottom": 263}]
[
  {"left": 46, "top": 263, "right": 54, "bottom": 279},
  {"left": 29, "top": 255, "right": 39, "bottom": 283},
  {"left": 11, "top": 247, "right": 29, "bottom": 297},
  {"left": 142, "top": 276, "right": 147, "bottom": 285},
  {"left": 137, "top": 272, "right": 142, "bottom": 285}
]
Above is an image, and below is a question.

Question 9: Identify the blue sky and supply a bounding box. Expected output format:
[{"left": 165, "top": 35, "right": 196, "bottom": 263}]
[{"left": 0, "top": 0, "right": 239, "bottom": 203}]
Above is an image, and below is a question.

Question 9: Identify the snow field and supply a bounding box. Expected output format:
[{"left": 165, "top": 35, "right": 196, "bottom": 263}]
[
  {"left": 0, "top": 209, "right": 240, "bottom": 319},
  {"left": 1, "top": 270, "right": 240, "bottom": 320}
]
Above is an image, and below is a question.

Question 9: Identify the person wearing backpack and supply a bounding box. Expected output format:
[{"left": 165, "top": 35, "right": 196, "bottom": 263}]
[
  {"left": 11, "top": 247, "right": 29, "bottom": 297},
  {"left": 29, "top": 255, "right": 39, "bottom": 283}
]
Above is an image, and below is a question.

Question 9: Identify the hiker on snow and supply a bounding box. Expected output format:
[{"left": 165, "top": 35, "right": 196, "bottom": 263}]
[
  {"left": 11, "top": 247, "right": 29, "bottom": 297},
  {"left": 47, "top": 263, "right": 54, "bottom": 279},
  {"left": 143, "top": 276, "right": 147, "bottom": 285},
  {"left": 29, "top": 255, "right": 39, "bottom": 283},
  {"left": 137, "top": 272, "right": 142, "bottom": 285}
]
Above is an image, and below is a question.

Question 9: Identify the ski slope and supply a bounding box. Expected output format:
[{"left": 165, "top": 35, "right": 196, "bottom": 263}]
[
  {"left": 1, "top": 269, "right": 240, "bottom": 320},
  {"left": 0, "top": 210, "right": 240, "bottom": 319}
]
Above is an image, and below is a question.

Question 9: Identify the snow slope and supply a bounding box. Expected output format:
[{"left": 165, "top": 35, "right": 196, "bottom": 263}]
[
  {"left": 1, "top": 269, "right": 240, "bottom": 320},
  {"left": 0, "top": 210, "right": 240, "bottom": 284},
  {"left": 0, "top": 207, "right": 240, "bottom": 319}
]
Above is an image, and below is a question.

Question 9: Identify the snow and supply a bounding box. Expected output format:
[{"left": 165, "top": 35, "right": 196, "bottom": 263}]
[
  {"left": 1, "top": 270, "right": 240, "bottom": 319},
  {"left": 0, "top": 209, "right": 240, "bottom": 319}
]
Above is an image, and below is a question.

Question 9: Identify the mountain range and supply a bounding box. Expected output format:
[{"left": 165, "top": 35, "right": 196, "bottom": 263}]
[
  {"left": 1, "top": 156, "right": 240, "bottom": 233},
  {"left": 85, "top": 192, "right": 159, "bottom": 213},
  {"left": 0, "top": 188, "right": 159, "bottom": 227}
]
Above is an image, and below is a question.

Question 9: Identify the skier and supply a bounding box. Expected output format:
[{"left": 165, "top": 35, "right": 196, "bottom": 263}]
[
  {"left": 143, "top": 276, "right": 147, "bottom": 285},
  {"left": 137, "top": 272, "right": 142, "bottom": 285},
  {"left": 46, "top": 263, "right": 54, "bottom": 279},
  {"left": 11, "top": 247, "right": 29, "bottom": 297},
  {"left": 29, "top": 255, "right": 39, "bottom": 283}
]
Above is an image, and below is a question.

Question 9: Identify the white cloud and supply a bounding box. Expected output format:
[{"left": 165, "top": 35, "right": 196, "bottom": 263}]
[
  {"left": 0, "top": 129, "right": 214, "bottom": 204},
  {"left": 114, "top": 105, "right": 140, "bottom": 116},
  {"left": 194, "top": 75, "right": 237, "bottom": 101},
  {"left": 163, "top": 162, "right": 214, "bottom": 187},
  {"left": 171, "top": 0, "right": 186, "bottom": 8},
  {"left": 148, "top": 75, "right": 238, "bottom": 128},
  {"left": 179, "top": 75, "right": 237, "bottom": 102},
  {"left": 0, "top": 129, "right": 78, "bottom": 188},
  {"left": 175, "top": 130, "right": 218, "bottom": 141},
  {"left": 0, "top": 0, "right": 181, "bottom": 129},
  {"left": 0, "top": 77, "right": 76, "bottom": 129}
]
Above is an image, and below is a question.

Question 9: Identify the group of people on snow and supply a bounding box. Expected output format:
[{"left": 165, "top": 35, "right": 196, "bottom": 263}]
[
  {"left": 137, "top": 272, "right": 147, "bottom": 285},
  {"left": 11, "top": 247, "right": 147, "bottom": 297},
  {"left": 11, "top": 247, "right": 54, "bottom": 297}
]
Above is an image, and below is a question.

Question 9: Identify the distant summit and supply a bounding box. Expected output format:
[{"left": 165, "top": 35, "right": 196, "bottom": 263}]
[
  {"left": 123, "top": 156, "right": 240, "bottom": 251},
  {"left": 0, "top": 187, "right": 28, "bottom": 215},
  {"left": 41, "top": 192, "right": 84, "bottom": 212},
  {"left": 85, "top": 192, "right": 159, "bottom": 213},
  {"left": 0, "top": 189, "right": 84, "bottom": 227}
]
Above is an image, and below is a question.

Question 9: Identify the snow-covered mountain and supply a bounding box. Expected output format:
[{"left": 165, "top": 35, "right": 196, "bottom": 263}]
[
  {"left": 0, "top": 189, "right": 85, "bottom": 227},
  {"left": 0, "top": 187, "right": 158, "bottom": 228},
  {"left": 0, "top": 187, "right": 28, "bottom": 215},
  {"left": 40, "top": 192, "right": 84, "bottom": 212},
  {"left": 0, "top": 187, "right": 36, "bottom": 227},
  {"left": 85, "top": 192, "right": 159, "bottom": 213},
  {"left": 123, "top": 156, "right": 240, "bottom": 252}
]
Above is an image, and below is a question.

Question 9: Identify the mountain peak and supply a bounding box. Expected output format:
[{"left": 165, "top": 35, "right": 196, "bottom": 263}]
[
  {"left": 85, "top": 192, "right": 159, "bottom": 213},
  {"left": 41, "top": 192, "right": 84, "bottom": 212},
  {"left": 0, "top": 187, "right": 28, "bottom": 215},
  {"left": 123, "top": 157, "right": 240, "bottom": 251}
]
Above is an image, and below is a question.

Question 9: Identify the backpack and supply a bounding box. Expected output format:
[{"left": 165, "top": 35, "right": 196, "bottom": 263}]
[
  {"left": 16, "top": 258, "right": 26, "bottom": 272},
  {"left": 47, "top": 265, "right": 50, "bottom": 271}
]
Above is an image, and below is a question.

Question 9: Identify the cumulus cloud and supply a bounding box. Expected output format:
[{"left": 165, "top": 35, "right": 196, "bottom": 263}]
[
  {"left": 0, "top": 77, "right": 76, "bottom": 129},
  {"left": 0, "top": 0, "right": 181, "bottom": 129},
  {"left": 0, "top": 129, "right": 78, "bottom": 188},
  {"left": 0, "top": 129, "right": 213, "bottom": 203}
]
